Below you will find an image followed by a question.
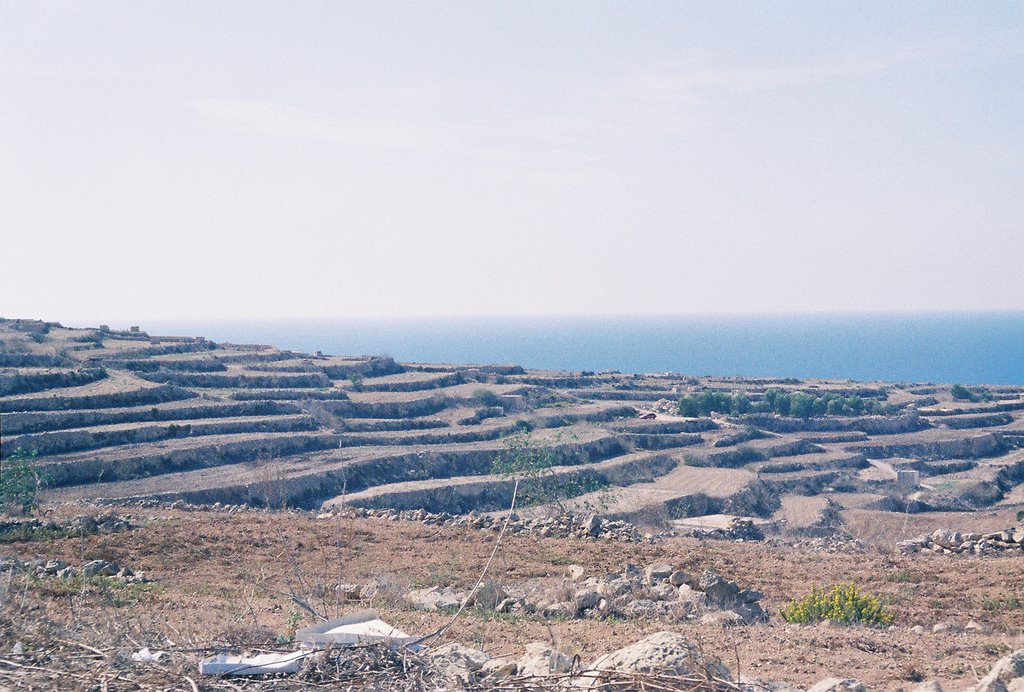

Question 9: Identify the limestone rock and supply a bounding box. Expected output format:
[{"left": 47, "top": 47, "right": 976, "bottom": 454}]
[
  {"left": 469, "top": 580, "right": 506, "bottom": 610},
  {"left": 699, "top": 610, "right": 745, "bottom": 627},
  {"left": 480, "top": 657, "right": 518, "bottom": 679},
  {"left": 967, "top": 650, "right": 1024, "bottom": 692},
  {"left": 426, "top": 643, "right": 491, "bottom": 684},
  {"left": 644, "top": 563, "right": 674, "bottom": 586},
  {"left": 574, "top": 589, "right": 601, "bottom": 611},
  {"left": 668, "top": 569, "right": 690, "bottom": 586},
  {"left": 407, "top": 586, "right": 462, "bottom": 611},
  {"left": 542, "top": 601, "right": 575, "bottom": 619},
  {"left": 589, "top": 631, "right": 731, "bottom": 678},
  {"left": 427, "top": 643, "right": 490, "bottom": 672},
  {"left": 518, "top": 642, "right": 572, "bottom": 676},
  {"left": 699, "top": 570, "right": 742, "bottom": 604},
  {"left": 806, "top": 678, "right": 865, "bottom": 692},
  {"left": 650, "top": 582, "right": 678, "bottom": 602},
  {"left": 82, "top": 560, "right": 119, "bottom": 578}
]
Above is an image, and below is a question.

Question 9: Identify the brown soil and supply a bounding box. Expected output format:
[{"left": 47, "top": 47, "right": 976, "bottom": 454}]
[{"left": 2, "top": 505, "right": 1022, "bottom": 689}]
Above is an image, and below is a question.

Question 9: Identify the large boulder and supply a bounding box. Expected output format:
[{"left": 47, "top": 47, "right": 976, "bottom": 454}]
[
  {"left": 426, "top": 643, "right": 491, "bottom": 685},
  {"left": 588, "top": 631, "right": 731, "bottom": 678},
  {"left": 407, "top": 586, "right": 463, "bottom": 611},
  {"left": 967, "top": 650, "right": 1024, "bottom": 692},
  {"left": 517, "top": 642, "right": 572, "bottom": 676}
]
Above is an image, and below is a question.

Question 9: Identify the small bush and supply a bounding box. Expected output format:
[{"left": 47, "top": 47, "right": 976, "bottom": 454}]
[
  {"left": 471, "top": 388, "right": 502, "bottom": 408},
  {"left": 780, "top": 584, "right": 893, "bottom": 626}
]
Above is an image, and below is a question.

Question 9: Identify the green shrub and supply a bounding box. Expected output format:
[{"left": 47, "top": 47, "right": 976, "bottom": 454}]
[
  {"left": 780, "top": 584, "right": 893, "bottom": 626},
  {"left": 471, "top": 388, "right": 502, "bottom": 408},
  {"left": 950, "top": 384, "right": 974, "bottom": 401}
]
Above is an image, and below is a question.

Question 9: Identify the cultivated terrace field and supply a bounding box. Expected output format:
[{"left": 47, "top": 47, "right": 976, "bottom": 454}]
[{"left": 1, "top": 317, "right": 1022, "bottom": 690}]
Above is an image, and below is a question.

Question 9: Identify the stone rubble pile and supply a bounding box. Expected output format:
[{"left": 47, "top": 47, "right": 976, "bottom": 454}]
[
  {"left": 0, "top": 511, "right": 132, "bottom": 538},
  {"left": 417, "top": 631, "right": 1024, "bottom": 691},
  {"left": 675, "top": 516, "right": 765, "bottom": 541},
  {"left": 404, "top": 563, "right": 767, "bottom": 625},
  {"left": 97, "top": 498, "right": 262, "bottom": 514},
  {"left": 765, "top": 534, "right": 866, "bottom": 554},
  {"left": 0, "top": 556, "right": 148, "bottom": 583},
  {"left": 422, "top": 631, "right": 734, "bottom": 688},
  {"left": 98, "top": 499, "right": 660, "bottom": 543},
  {"left": 342, "top": 507, "right": 651, "bottom": 543},
  {"left": 897, "top": 526, "right": 1024, "bottom": 556}
]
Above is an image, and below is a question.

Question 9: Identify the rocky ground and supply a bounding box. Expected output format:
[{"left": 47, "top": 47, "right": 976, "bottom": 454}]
[{"left": 1, "top": 504, "right": 1022, "bottom": 690}]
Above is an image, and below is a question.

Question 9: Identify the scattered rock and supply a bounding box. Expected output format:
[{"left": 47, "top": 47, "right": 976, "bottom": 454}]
[
  {"left": 807, "top": 679, "right": 865, "bottom": 692},
  {"left": 82, "top": 560, "right": 119, "bottom": 578},
  {"left": 898, "top": 526, "right": 1024, "bottom": 557}
]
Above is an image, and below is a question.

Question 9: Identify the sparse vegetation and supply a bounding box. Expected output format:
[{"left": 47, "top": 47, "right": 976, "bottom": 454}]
[
  {"left": 491, "top": 430, "right": 604, "bottom": 509},
  {"left": 950, "top": 384, "right": 992, "bottom": 403},
  {"left": 0, "top": 447, "right": 45, "bottom": 514},
  {"left": 982, "top": 593, "right": 1024, "bottom": 612}
]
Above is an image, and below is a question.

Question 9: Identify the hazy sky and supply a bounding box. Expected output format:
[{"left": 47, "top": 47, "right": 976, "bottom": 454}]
[{"left": 2, "top": 2, "right": 1022, "bottom": 322}]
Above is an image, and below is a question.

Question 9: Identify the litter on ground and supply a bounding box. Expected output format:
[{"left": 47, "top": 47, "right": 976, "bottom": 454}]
[
  {"left": 199, "top": 651, "right": 308, "bottom": 676},
  {"left": 297, "top": 612, "right": 420, "bottom": 649}
]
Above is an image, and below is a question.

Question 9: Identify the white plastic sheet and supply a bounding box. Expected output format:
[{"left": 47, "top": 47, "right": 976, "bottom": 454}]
[{"left": 199, "top": 651, "right": 307, "bottom": 676}]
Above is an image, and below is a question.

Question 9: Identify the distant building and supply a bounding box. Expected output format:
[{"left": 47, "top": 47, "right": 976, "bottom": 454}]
[
  {"left": 897, "top": 469, "right": 920, "bottom": 491},
  {"left": 129, "top": 326, "right": 140, "bottom": 333}
]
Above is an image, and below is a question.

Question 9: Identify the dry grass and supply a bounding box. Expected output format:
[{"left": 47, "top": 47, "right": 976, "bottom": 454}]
[{"left": 0, "top": 504, "right": 1021, "bottom": 689}]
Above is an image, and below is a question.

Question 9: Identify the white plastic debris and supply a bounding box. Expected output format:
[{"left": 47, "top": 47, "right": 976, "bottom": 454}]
[
  {"left": 297, "top": 612, "right": 419, "bottom": 649},
  {"left": 131, "top": 647, "right": 165, "bottom": 662},
  {"left": 199, "top": 651, "right": 307, "bottom": 676}
]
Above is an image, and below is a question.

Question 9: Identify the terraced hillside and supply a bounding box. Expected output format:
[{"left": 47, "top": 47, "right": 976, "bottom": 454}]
[{"left": 3, "top": 318, "right": 1024, "bottom": 539}]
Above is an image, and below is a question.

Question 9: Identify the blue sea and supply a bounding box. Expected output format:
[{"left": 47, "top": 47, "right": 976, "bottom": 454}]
[{"left": 137, "top": 313, "right": 1024, "bottom": 385}]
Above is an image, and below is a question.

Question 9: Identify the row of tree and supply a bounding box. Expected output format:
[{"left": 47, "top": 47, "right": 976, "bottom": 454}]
[{"left": 677, "top": 387, "right": 886, "bottom": 418}]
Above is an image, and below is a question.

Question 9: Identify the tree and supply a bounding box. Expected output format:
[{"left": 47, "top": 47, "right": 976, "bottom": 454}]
[
  {"left": 950, "top": 384, "right": 974, "bottom": 401},
  {"left": 0, "top": 448, "right": 44, "bottom": 514},
  {"left": 491, "top": 430, "right": 600, "bottom": 511}
]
